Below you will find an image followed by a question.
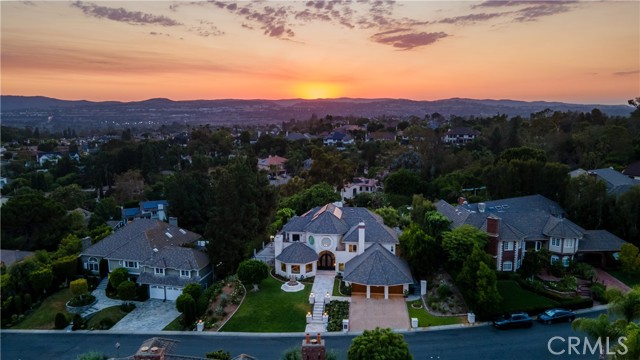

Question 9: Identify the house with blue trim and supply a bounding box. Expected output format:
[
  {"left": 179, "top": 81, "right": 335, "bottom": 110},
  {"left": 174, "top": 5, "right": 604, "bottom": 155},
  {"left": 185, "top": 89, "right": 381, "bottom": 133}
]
[{"left": 122, "top": 200, "right": 169, "bottom": 222}]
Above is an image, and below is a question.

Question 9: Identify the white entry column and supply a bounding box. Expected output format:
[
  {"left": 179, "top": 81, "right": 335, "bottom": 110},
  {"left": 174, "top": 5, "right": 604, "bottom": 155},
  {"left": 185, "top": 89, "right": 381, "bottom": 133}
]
[
  {"left": 384, "top": 286, "right": 389, "bottom": 300},
  {"left": 366, "top": 285, "right": 370, "bottom": 299}
]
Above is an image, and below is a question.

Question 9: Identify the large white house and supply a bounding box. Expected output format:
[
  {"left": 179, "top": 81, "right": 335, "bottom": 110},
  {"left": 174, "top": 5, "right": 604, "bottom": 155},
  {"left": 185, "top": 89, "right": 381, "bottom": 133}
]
[{"left": 274, "top": 203, "right": 412, "bottom": 299}]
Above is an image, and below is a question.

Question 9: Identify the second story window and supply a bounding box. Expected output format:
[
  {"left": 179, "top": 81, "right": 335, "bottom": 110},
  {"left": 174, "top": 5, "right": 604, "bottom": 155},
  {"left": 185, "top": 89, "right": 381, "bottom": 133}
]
[
  {"left": 292, "top": 234, "right": 300, "bottom": 242},
  {"left": 349, "top": 244, "right": 357, "bottom": 253},
  {"left": 155, "top": 267, "right": 165, "bottom": 276},
  {"left": 503, "top": 241, "right": 514, "bottom": 251},
  {"left": 180, "top": 270, "right": 191, "bottom": 278},
  {"left": 564, "top": 239, "right": 574, "bottom": 248},
  {"left": 551, "top": 238, "right": 561, "bottom": 247},
  {"left": 125, "top": 261, "right": 139, "bottom": 269}
]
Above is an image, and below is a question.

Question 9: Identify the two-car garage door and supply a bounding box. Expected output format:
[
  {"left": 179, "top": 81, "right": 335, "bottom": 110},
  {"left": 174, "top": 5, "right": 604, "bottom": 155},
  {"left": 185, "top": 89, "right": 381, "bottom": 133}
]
[{"left": 149, "top": 285, "right": 183, "bottom": 301}]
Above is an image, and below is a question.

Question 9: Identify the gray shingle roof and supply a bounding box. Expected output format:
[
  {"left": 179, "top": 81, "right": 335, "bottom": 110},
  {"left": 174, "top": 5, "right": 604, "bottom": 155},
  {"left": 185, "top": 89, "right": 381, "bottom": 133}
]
[
  {"left": 276, "top": 243, "right": 318, "bottom": 264},
  {"left": 543, "top": 217, "right": 584, "bottom": 239},
  {"left": 589, "top": 168, "right": 640, "bottom": 197},
  {"left": 80, "top": 219, "right": 206, "bottom": 269},
  {"left": 144, "top": 246, "right": 209, "bottom": 270},
  {"left": 282, "top": 204, "right": 398, "bottom": 244},
  {"left": 343, "top": 243, "right": 413, "bottom": 286},
  {"left": 437, "top": 195, "right": 586, "bottom": 242},
  {"left": 579, "top": 230, "right": 626, "bottom": 252}
]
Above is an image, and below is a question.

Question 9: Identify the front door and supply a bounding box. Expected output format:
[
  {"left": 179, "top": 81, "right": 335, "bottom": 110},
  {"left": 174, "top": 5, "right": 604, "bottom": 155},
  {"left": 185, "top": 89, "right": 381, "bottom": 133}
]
[{"left": 318, "top": 252, "right": 335, "bottom": 270}]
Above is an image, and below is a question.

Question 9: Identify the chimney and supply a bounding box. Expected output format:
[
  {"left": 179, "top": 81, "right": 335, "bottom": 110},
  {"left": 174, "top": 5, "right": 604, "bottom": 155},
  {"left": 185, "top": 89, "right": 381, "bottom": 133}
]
[
  {"left": 305, "top": 333, "right": 311, "bottom": 344},
  {"left": 457, "top": 196, "right": 466, "bottom": 205},
  {"left": 486, "top": 216, "right": 500, "bottom": 236},
  {"left": 275, "top": 234, "right": 284, "bottom": 256},
  {"left": 301, "top": 333, "right": 326, "bottom": 360},
  {"left": 358, "top": 222, "right": 365, "bottom": 255},
  {"left": 478, "top": 203, "right": 486, "bottom": 213}
]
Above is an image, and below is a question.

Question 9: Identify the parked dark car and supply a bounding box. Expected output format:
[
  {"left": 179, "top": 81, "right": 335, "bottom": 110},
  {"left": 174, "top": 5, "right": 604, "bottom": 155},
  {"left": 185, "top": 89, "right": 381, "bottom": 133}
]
[
  {"left": 493, "top": 312, "right": 533, "bottom": 329},
  {"left": 537, "top": 308, "right": 576, "bottom": 324}
]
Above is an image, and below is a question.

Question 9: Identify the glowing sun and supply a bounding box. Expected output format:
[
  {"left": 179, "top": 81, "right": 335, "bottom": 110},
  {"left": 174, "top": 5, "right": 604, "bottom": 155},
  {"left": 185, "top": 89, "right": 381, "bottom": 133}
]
[{"left": 293, "top": 82, "right": 342, "bottom": 99}]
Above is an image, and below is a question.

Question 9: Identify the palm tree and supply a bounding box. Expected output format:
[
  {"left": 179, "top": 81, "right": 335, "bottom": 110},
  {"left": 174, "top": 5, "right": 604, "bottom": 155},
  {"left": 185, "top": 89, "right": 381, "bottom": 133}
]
[
  {"left": 608, "top": 286, "right": 640, "bottom": 323},
  {"left": 613, "top": 322, "right": 640, "bottom": 360},
  {"left": 572, "top": 314, "right": 626, "bottom": 359}
]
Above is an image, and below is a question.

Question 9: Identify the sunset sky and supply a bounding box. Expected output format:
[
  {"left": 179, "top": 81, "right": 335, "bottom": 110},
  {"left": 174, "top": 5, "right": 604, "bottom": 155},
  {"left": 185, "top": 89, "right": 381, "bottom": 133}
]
[{"left": 1, "top": 1, "right": 638, "bottom": 104}]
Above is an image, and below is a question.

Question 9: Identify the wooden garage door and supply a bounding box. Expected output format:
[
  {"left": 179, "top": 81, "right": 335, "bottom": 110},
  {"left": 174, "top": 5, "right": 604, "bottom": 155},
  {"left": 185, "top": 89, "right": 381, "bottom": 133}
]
[
  {"left": 389, "top": 285, "right": 403, "bottom": 294},
  {"left": 352, "top": 284, "right": 366, "bottom": 294},
  {"left": 370, "top": 286, "right": 384, "bottom": 294}
]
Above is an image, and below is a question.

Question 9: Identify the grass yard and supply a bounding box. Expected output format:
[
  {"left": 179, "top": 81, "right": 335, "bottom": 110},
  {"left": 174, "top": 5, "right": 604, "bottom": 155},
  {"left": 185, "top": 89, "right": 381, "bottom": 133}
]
[
  {"left": 333, "top": 278, "right": 341, "bottom": 296},
  {"left": 13, "top": 288, "right": 73, "bottom": 329},
  {"left": 497, "top": 280, "right": 558, "bottom": 313},
  {"left": 163, "top": 315, "right": 185, "bottom": 331},
  {"left": 86, "top": 306, "right": 129, "bottom": 330},
  {"left": 609, "top": 270, "right": 640, "bottom": 288},
  {"left": 406, "top": 303, "right": 463, "bottom": 327},
  {"left": 221, "top": 276, "right": 311, "bottom": 332}
]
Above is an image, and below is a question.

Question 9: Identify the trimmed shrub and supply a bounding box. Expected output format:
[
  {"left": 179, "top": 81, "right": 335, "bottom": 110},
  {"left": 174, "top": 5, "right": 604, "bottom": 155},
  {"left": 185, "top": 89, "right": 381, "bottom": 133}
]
[
  {"left": 71, "top": 278, "right": 89, "bottom": 296},
  {"left": 117, "top": 281, "right": 136, "bottom": 300},
  {"left": 120, "top": 302, "right": 136, "bottom": 313},
  {"left": 54, "top": 312, "right": 68, "bottom": 329},
  {"left": 72, "top": 314, "right": 84, "bottom": 330},
  {"left": 591, "top": 283, "right": 607, "bottom": 303},
  {"left": 109, "top": 268, "right": 128, "bottom": 289},
  {"left": 183, "top": 283, "right": 202, "bottom": 301}
]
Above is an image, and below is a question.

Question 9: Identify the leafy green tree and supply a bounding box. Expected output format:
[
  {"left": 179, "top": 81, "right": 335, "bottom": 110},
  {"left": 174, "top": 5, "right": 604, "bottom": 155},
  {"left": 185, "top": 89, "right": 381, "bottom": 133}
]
[
  {"left": 237, "top": 260, "right": 269, "bottom": 291},
  {"left": 76, "top": 351, "right": 108, "bottom": 360},
  {"left": 176, "top": 293, "right": 197, "bottom": 326},
  {"left": 49, "top": 184, "right": 87, "bottom": 211},
  {"left": 619, "top": 243, "right": 640, "bottom": 275},
  {"left": 29, "top": 267, "right": 53, "bottom": 295},
  {"left": 399, "top": 224, "right": 440, "bottom": 277},
  {"left": 307, "top": 147, "right": 356, "bottom": 188},
  {"left": 269, "top": 208, "right": 296, "bottom": 235},
  {"left": 182, "top": 283, "right": 203, "bottom": 301},
  {"left": 614, "top": 186, "right": 640, "bottom": 247},
  {"left": 89, "top": 197, "right": 120, "bottom": 229},
  {"left": 176, "top": 293, "right": 194, "bottom": 313},
  {"left": 347, "top": 327, "right": 412, "bottom": 360},
  {"left": 384, "top": 169, "right": 426, "bottom": 199},
  {"left": 519, "top": 248, "right": 551, "bottom": 279},
  {"left": 474, "top": 262, "right": 501, "bottom": 317},
  {"left": 279, "top": 182, "right": 340, "bottom": 215},
  {"left": 442, "top": 225, "right": 488, "bottom": 267},
  {"left": 424, "top": 211, "right": 451, "bottom": 239},
  {"left": 374, "top": 207, "right": 400, "bottom": 228},
  {"left": 410, "top": 194, "right": 434, "bottom": 227},
  {"left": 564, "top": 175, "right": 612, "bottom": 229},
  {"left": 109, "top": 267, "right": 129, "bottom": 289}
]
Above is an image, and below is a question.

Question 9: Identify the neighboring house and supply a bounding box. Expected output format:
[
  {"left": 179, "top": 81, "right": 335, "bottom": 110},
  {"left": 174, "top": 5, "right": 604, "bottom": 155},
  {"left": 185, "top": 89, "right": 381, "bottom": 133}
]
[
  {"left": 623, "top": 160, "right": 640, "bottom": 180},
  {"left": 436, "top": 195, "right": 627, "bottom": 271},
  {"left": 274, "top": 203, "right": 412, "bottom": 299},
  {"left": 0, "top": 249, "right": 35, "bottom": 267},
  {"left": 285, "top": 132, "right": 315, "bottom": 142},
  {"left": 323, "top": 132, "right": 354, "bottom": 147},
  {"left": 37, "top": 152, "right": 62, "bottom": 167},
  {"left": 442, "top": 127, "right": 479, "bottom": 145},
  {"left": 0, "top": 177, "right": 8, "bottom": 190},
  {"left": 340, "top": 177, "right": 380, "bottom": 201},
  {"left": 367, "top": 131, "right": 396, "bottom": 142},
  {"left": 122, "top": 200, "right": 169, "bottom": 222},
  {"left": 80, "top": 219, "right": 211, "bottom": 301},
  {"left": 257, "top": 155, "right": 288, "bottom": 177},
  {"left": 570, "top": 167, "right": 640, "bottom": 197}
]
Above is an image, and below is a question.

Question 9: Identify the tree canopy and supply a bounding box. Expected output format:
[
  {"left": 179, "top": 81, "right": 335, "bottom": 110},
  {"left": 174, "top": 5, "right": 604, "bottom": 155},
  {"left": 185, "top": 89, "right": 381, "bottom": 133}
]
[{"left": 347, "top": 327, "right": 412, "bottom": 360}]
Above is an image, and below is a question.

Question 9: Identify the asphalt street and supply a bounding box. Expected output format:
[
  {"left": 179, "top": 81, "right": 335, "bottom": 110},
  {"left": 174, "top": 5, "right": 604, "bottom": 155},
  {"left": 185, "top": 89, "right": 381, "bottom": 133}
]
[{"left": 2, "top": 316, "right": 606, "bottom": 360}]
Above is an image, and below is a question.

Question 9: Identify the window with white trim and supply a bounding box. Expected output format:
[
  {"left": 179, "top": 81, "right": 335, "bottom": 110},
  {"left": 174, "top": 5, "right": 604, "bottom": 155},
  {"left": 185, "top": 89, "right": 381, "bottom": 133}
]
[
  {"left": 125, "top": 261, "right": 139, "bottom": 269},
  {"left": 155, "top": 267, "right": 165, "bottom": 276},
  {"left": 535, "top": 241, "right": 542, "bottom": 251},
  {"left": 551, "top": 255, "right": 560, "bottom": 264},
  {"left": 564, "top": 239, "right": 574, "bottom": 248},
  {"left": 87, "top": 257, "right": 99, "bottom": 272},
  {"left": 180, "top": 270, "right": 191, "bottom": 278},
  {"left": 503, "top": 241, "right": 514, "bottom": 251},
  {"left": 503, "top": 261, "right": 513, "bottom": 271},
  {"left": 551, "top": 238, "right": 561, "bottom": 247},
  {"left": 562, "top": 256, "right": 571, "bottom": 267},
  {"left": 349, "top": 244, "right": 357, "bottom": 253}
]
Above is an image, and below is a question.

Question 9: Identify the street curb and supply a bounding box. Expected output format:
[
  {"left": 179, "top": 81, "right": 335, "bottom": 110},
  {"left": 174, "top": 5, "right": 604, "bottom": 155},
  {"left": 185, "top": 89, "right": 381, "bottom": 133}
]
[{"left": 1, "top": 305, "right": 607, "bottom": 338}]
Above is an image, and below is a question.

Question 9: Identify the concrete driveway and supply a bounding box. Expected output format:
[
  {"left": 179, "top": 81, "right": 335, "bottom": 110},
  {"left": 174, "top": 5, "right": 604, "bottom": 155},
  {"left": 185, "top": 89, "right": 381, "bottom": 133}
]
[
  {"left": 348, "top": 295, "right": 410, "bottom": 331},
  {"left": 110, "top": 299, "right": 180, "bottom": 332}
]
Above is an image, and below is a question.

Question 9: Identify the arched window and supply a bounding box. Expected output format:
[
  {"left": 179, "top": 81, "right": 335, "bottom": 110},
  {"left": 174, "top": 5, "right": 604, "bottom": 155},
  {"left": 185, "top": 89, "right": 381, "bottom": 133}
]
[
  {"left": 87, "top": 257, "right": 99, "bottom": 272},
  {"left": 562, "top": 256, "right": 571, "bottom": 267}
]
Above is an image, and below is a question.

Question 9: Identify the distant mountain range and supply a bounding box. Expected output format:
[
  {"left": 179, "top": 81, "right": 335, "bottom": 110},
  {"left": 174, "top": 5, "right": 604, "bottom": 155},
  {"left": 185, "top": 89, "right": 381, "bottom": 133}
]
[{"left": 1, "top": 95, "right": 633, "bottom": 131}]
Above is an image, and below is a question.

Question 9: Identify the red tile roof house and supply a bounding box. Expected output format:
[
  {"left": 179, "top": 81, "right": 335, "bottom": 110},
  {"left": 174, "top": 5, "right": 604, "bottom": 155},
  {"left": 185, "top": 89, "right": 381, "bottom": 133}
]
[
  {"left": 257, "top": 155, "right": 288, "bottom": 176},
  {"left": 79, "top": 219, "right": 211, "bottom": 301},
  {"left": 436, "top": 195, "right": 627, "bottom": 271},
  {"left": 274, "top": 203, "right": 413, "bottom": 299}
]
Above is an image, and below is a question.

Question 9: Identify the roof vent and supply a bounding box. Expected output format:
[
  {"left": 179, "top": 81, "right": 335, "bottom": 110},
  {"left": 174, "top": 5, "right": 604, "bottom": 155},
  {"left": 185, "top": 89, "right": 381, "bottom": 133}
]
[
  {"left": 150, "top": 347, "right": 159, "bottom": 353},
  {"left": 165, "top": 232, "right": 173, "bottom": 238},
  {"left": 179, "top": 229, "right": 187, "bottom": 234},
  {"left": 478, "top": 203, "right": 486, "bottom": 213},
  {"left": 153, "top": 248, "right": 158, "bottom": 253},
  {"left": 140, "top": 346, "right": 149, "bottom": 352}
]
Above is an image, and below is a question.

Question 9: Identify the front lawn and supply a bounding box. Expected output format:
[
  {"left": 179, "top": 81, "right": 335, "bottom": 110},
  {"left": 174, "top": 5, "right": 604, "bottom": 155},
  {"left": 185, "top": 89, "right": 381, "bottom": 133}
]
[
  {"left": 333, "top": 278, "right": 341, "bottom": 296},
  {"left": 608, "top": 270, "right": 640, "bottom": 287},
  {"left": 13, "top": 288, "right": 73, "bottom": 329},
  {"left": 497, "top": 280, "right": 558, "bottom": 313},
  {"left": 86, "top": 306, "right": 129, "bottom": 330},
  {"left": 406, "top": 302, "right": 463, "bottom": 327},
  {"left": 220, "top": 276, "right": 311, "bottom": 332}
]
